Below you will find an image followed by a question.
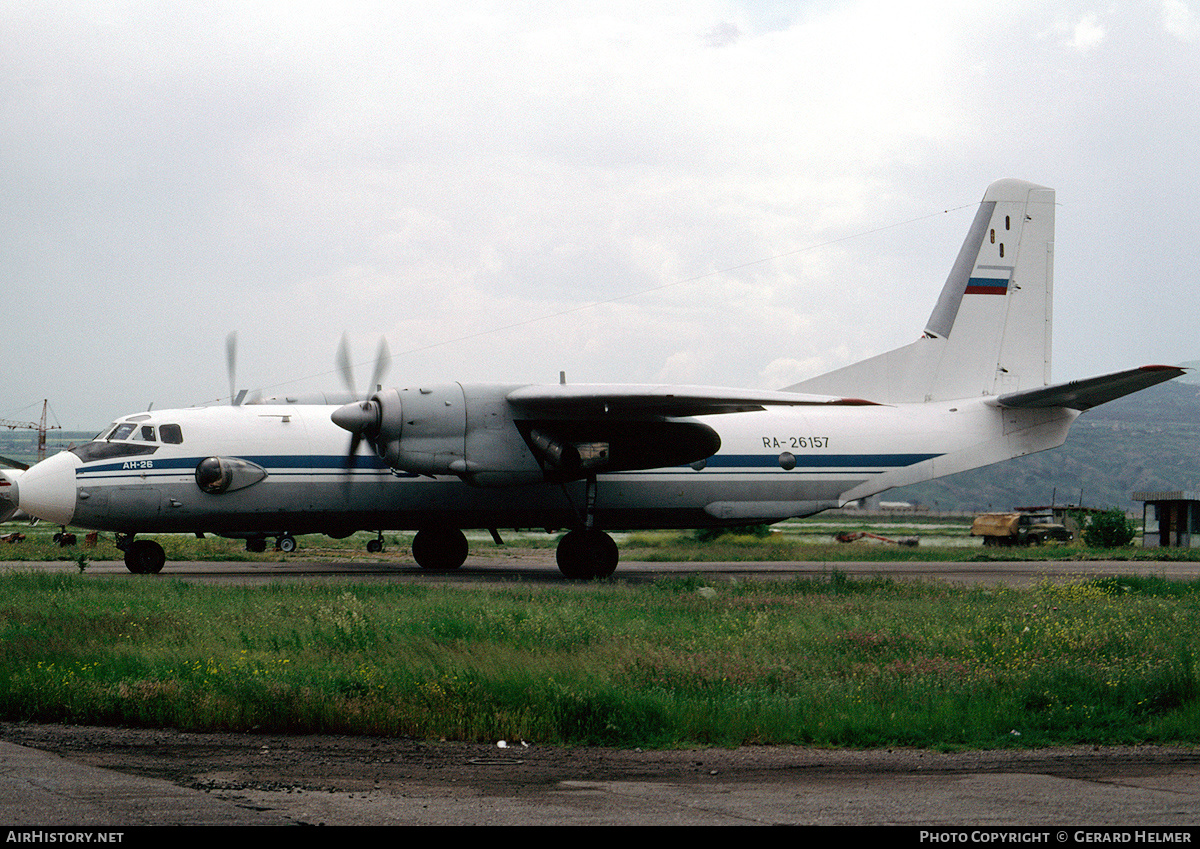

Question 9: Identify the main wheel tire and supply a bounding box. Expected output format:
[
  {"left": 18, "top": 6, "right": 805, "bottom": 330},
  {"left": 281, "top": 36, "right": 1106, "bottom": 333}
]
[
  {"left": 124, "top": 539, "right": 166, "bottom": 574},
  {"left": 556, "top": 529, "right": 619, "bottom": 580},
  {"left": 277, "top": 535, "right": 297, "bottom": 553},
  {"left": 412, "top": 526, "right": 469, "bottom": 571}
]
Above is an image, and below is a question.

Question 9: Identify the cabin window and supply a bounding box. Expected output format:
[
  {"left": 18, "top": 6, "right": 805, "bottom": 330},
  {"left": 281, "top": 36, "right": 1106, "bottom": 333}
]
[
  {"left": 990, "top": 229, "right": 995, "bottom": 244},
  {"left": 1005, "top": 215, "right": 1011, "bottom": 230},
  {"left": 159, "top": 424, "right": 183, "bottom": 444},
  {"left": 999, "top": 243, "right": 1005, "bottom": 258}
]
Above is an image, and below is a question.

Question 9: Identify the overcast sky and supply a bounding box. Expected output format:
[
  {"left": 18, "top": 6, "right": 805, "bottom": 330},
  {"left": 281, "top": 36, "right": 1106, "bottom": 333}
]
[{"left": 3, "top": 1, "right": 1198, "bottom": 430}]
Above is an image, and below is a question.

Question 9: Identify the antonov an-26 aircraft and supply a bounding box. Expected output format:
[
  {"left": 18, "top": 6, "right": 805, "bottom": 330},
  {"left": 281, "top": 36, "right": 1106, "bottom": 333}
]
[{"left": 10, "top": 179, "right": 1185, "bottom": 578}]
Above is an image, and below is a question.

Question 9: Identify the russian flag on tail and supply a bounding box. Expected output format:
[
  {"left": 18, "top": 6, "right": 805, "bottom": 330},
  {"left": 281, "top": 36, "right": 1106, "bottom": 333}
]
[{"left": 964, "top": 276, "right": 1009, "bottom": 295}]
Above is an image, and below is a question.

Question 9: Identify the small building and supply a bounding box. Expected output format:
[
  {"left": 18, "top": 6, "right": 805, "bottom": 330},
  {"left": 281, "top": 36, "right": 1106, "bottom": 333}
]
[{"left": 1133, "top": 491, "right": 1200, "bottom": 548}]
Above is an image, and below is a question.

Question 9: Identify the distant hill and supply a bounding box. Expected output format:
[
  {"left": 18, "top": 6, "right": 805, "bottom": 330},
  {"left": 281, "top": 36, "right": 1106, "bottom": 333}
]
[{"left": 891, "top": 379, "right": 1200, "bottom": 513}]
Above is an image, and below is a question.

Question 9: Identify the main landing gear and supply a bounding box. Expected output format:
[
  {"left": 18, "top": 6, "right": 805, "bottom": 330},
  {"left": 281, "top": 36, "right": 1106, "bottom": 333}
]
[
  {"left": 554, "top": 474, "right": 619, "bottom": 580},
  {"left": 555, "top": 528, "right": 618, "bottom": 580},
  {"left": 411, "top": 526, "right": 469, "bottom": 571},
  {"left": 117, "top": 535, "right": 166, "bottom": 574}
]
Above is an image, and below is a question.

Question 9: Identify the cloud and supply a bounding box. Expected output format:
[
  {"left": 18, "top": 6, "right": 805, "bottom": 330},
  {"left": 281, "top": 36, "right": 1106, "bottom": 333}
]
[
  {"left": 2, "top": 2, "right": 1198, "bottom": 428},
  {"left": 1068, "top": 12, "right": 1107, "bottom": 51},
  {"left": 1161, "top": 0, "right": 1197, "bottom": 40}
]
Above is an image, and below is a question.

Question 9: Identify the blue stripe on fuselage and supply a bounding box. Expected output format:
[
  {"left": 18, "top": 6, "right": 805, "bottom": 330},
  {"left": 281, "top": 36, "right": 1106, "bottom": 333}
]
[
  {"left": 73, "top": 451, "right": 940, "bottom": 482},
  {"left": 704, "top": 453, "right": 939, "bottom": 469}
]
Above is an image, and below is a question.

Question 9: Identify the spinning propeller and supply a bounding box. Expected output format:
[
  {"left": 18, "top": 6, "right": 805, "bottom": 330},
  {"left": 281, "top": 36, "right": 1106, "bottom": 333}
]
[
  {"left": 224, "top": 331, "right": 257, "bottom": 406},
  {"left": 331, "top": 333, "right": 391, "bottom": 463},
  {"left": 226, "top": 332, "right": 243, "bottom": 406}
]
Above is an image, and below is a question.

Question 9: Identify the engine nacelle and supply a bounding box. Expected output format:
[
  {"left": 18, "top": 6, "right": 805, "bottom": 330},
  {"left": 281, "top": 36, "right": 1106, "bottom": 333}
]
[
  {"left": 368, "top": 384, "right": 545, "bottom": 486},
  {"left": 334, "top": 383, "right": 721, "bottom": 487}
]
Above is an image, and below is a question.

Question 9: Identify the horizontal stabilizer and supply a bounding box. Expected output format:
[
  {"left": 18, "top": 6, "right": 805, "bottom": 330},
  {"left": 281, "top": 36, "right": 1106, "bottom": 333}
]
[
  {"left": 995, "top": 365, "right": 1187, "bottom": 411},
  {"left": 507, "top": 384, "right": 879, "bottom": 418}
]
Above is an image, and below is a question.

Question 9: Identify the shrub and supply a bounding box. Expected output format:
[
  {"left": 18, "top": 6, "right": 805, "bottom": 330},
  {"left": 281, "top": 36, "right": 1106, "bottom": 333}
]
[{"left": 1083, "top": 509, "right": 1138, "bottom": 548}]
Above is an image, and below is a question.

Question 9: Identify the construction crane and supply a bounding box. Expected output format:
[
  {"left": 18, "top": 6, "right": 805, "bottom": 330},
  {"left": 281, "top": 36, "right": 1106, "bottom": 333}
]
[{"left": 0, "top": 400, "right": 61, "bottom": 464}]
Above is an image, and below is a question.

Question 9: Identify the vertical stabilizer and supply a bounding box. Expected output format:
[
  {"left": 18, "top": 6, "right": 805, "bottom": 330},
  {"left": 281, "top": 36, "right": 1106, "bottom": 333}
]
[{"left": 787, "top": 179, "right": 1055, "bottom": 403}]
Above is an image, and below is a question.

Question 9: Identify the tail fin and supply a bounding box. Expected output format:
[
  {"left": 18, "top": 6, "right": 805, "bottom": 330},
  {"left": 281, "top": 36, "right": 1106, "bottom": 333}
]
[{"left": 787, "top": 178, "right": 1055, "bottom": 403}]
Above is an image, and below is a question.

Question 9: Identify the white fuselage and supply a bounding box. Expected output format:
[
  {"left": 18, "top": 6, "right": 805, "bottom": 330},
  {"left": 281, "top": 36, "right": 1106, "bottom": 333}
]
[{"left": 14, "top": 398, "right": 1078, "bottom": 538}]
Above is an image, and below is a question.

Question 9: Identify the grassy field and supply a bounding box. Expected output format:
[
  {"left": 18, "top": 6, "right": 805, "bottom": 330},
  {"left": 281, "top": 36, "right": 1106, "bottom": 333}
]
[{"left": 3, "top": 568, "right": 1200, "bottom": 749}]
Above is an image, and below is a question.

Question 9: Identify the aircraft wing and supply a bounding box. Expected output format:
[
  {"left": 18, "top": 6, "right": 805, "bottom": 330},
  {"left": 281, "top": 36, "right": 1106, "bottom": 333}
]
[
  {"left": 498, "top": 384, "right": 877, "bottom": 477},
  {"left": 506, "top": 384, "right": 879, "bottom": 418},
  {"left": 995, "top": 365, "right": 1187, "bottom": 411}
]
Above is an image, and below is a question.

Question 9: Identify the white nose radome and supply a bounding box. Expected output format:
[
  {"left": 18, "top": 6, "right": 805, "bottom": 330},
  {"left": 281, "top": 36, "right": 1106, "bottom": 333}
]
[{"left": 15, "top": 451, "right": 79, "bottom": 526}]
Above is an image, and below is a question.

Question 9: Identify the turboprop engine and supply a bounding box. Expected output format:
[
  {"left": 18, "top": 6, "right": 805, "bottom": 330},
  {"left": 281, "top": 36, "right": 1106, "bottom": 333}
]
[{"left": 331, "top": 382, "right": 722, "bottom": 487}]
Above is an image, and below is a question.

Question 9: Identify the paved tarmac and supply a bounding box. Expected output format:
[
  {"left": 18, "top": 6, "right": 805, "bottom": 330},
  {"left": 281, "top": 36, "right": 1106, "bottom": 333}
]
[
  {"left": 0, "top": 740, "right": 289, "bottom": 826},
  {"left": 5, "top": 738, "right": 1200, "bottom": 826}
]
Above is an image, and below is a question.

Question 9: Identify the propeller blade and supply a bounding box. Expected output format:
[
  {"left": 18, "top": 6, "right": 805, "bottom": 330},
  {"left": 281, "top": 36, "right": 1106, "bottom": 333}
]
[
  {"left": 336, "top": 333, "right": 356, "bottom": 397},
  {"left": 226, "top": 331, "right": 239, "bottom": 405},
  {"left": 332, "top": 334, "right": 390, "bottom": 489},
  {"left": 342, "top": 432, "right": 363, "bottom": 499},
  {"left": 369, "top": 337, "right": 391, "bottom": 394}
]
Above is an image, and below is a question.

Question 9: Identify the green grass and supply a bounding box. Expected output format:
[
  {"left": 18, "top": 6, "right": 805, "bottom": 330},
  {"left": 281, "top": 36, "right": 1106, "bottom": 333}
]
[{"left": 4, "top": 570, "right": 1200, "bottom": 749}]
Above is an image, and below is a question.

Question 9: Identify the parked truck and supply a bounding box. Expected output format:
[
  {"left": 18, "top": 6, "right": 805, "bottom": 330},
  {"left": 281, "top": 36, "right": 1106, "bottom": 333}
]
[{"left": 970, "top": 512, "right": 1074, "bottom": 546}]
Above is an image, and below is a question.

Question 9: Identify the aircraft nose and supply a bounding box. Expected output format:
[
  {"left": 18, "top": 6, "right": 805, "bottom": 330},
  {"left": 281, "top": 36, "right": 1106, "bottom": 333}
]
[{"left": 15, "top": 451, "right": 79, "bottom": 526}]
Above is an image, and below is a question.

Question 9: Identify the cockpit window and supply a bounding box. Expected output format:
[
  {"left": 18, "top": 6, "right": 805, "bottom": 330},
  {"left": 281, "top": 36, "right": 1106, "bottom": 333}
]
[
  {"left": 159, "top": 424, "right": 183, "bottom": 444},
  {"left": 131, "top": 425, "right": 156, "bottom": 442},
  {"left": 108, "top": 422, "right": 137, "bottom": 441}
]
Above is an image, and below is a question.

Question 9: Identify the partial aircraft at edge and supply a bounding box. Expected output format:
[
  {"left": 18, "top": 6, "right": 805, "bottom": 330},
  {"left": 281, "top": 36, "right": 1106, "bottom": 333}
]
[{"left": 9, "top": 179, "right": 1186, "bottom": 578}]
